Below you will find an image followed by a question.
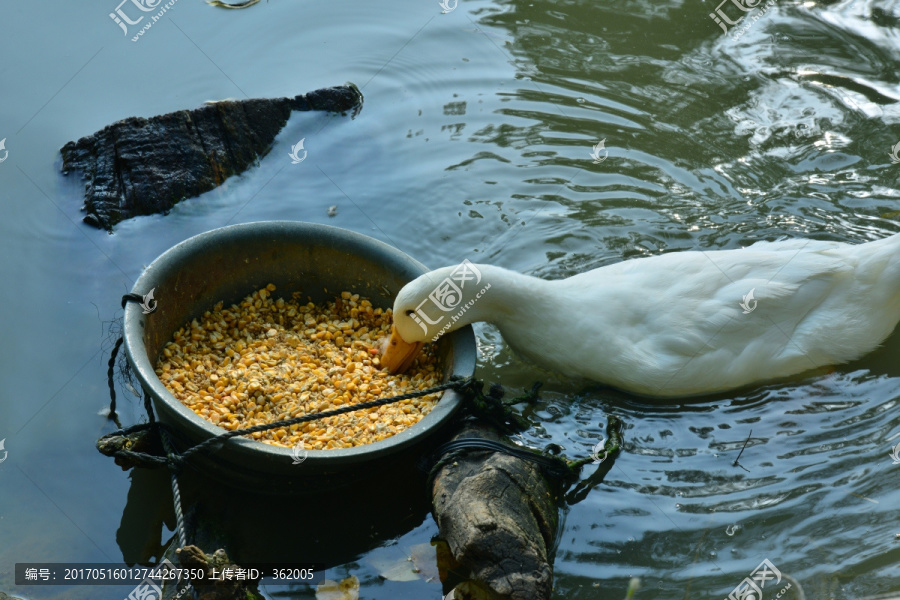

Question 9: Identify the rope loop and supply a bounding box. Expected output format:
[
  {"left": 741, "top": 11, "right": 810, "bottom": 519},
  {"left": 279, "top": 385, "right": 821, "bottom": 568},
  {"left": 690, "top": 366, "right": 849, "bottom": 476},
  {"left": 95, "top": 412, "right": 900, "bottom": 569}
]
[{"left": 121, "top": 292, "right": 145, "bottom": 309}]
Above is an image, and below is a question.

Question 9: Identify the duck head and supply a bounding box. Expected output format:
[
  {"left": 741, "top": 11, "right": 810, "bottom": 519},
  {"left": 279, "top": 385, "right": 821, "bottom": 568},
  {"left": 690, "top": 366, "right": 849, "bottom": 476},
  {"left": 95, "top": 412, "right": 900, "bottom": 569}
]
[{"left": 381, "top": 263, "right": 491, "bottom": 373}]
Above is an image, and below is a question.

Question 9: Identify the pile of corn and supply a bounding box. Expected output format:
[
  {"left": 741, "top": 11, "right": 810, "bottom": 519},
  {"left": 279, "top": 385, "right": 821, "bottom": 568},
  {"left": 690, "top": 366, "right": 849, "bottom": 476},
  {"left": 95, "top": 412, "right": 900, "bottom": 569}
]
[{"left": 154, "top": 284, "right": 442, "bottom": 450}]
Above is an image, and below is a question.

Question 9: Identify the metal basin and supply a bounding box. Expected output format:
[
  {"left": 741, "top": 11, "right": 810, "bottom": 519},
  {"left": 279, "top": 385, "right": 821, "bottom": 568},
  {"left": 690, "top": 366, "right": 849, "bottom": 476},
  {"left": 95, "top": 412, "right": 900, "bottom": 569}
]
[{"left": 123, "top": 221, "right": 475, "bottom": 494}]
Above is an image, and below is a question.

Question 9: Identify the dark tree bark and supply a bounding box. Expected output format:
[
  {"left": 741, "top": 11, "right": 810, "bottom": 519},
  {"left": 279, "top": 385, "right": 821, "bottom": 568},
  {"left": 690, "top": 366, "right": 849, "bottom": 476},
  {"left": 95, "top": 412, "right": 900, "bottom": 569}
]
[
  {"left": 431, "top": 423, "right": 560, "bottom": 600},
  {"left": 61, "top": 84, "right": 362, "bottom": 230}
]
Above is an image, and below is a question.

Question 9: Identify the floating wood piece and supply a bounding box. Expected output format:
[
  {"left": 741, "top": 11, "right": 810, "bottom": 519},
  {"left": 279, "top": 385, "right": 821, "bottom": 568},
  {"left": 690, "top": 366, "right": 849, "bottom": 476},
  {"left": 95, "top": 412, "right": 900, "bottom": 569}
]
[
  {"left": 431, "top": 422, "right": 559, "bottom": 600},
  {"left": 61, "top": 84, "right": 362, "bottom": 230}
]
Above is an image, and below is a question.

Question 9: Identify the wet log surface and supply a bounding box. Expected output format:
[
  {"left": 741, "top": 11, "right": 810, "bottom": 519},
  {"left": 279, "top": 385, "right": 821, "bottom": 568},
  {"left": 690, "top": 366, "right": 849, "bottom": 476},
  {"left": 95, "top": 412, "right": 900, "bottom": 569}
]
[
  {"left": 61, "top": 84, "right": 362, "bottom": 230},
  {"left": 431, "top": 422, "right": 560, "bottom": 600}
]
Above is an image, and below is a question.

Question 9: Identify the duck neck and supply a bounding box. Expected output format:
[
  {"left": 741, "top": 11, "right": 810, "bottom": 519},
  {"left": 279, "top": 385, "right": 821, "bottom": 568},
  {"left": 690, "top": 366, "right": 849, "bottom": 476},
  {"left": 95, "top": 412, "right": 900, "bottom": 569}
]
[{"left": 440, "top": 264, "right": 557, "bottom": 334}]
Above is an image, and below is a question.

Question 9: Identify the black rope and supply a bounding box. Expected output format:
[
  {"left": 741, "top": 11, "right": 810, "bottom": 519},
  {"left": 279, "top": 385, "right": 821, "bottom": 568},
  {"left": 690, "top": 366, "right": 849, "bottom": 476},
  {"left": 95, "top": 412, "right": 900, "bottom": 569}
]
[
  {"left": 564, "top": 416, "right": 624, "bottom": 505},
  {"left": 421, "top": 411, "right": 626, "bottom": 505},
  {"left": 157, "top": 425, "right": 195, "bottom": 600},
  {"left": 143, "top": 383, "right": 156, "bottom": 425},
  {"left": 121, "top": 293, "right": 144, "bottom": 308},
  {"left": 117, "top": 295, "right": 156, "bottom": 425},
  {"left": 159, "top": 429, "right": 188, "bottom": 549},
  {"left": 107, "top": 337, "right": 124, "bottom": 427},
  {"left": 99, "top": 379, "right": 476, "bottom": 469},
  {"left": 424, "top": 437, "right": 576, "bottom": 486},
  {"left": 180, "top": 377, "right": 475, "bottom": 462},
  {"left": 417, "top": 380, "right": 584, "bottom": 490},
  {"left": 465, "top": 381, "right": 539, "bottom": 434},
  {"left": 106, "top": 293, "right": 148, "bottom": 424},
  {"left": 116, "top": 293, "right": 196, "bottom": 598}
]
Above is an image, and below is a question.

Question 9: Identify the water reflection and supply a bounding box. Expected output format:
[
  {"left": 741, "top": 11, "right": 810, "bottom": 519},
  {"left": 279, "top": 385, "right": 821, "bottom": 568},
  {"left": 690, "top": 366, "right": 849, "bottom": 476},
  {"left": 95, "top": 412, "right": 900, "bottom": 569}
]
[{"left": 116, "top": 458, "right": 432, "bottom": 567}]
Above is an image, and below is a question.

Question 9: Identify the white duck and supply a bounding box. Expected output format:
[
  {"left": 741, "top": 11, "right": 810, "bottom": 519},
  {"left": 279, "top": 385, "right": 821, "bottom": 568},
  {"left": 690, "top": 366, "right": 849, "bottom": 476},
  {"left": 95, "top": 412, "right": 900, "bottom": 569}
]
[{"left": 380, "top": 234, "right": 900, "bottom": 397}]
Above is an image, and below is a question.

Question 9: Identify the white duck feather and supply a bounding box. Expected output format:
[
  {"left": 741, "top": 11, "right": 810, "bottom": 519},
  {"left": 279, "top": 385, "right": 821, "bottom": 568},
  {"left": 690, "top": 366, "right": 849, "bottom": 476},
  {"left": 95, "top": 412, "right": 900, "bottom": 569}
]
[{"left": 387, "top": 234, "right": 900, "bottom": 397}]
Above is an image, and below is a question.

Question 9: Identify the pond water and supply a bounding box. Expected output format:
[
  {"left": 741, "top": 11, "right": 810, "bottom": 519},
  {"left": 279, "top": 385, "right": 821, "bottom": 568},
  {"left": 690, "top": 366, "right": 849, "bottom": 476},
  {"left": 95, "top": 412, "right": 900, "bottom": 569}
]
[{"left": 2, "top": 0, "right": 900, "bottom": 598}]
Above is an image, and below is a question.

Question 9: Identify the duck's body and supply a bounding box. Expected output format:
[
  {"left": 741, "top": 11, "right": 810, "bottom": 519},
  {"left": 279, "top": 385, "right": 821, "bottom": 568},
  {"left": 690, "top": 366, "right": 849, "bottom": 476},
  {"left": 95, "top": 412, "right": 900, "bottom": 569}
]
[{"left": 383, "top": 234, "right": 900, "bottom": 397}]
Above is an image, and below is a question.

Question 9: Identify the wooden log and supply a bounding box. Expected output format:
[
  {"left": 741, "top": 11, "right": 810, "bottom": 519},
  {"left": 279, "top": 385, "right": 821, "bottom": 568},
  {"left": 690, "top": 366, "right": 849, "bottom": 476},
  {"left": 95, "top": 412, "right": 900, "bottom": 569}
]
[
  {"left": 61, "top": 84, "right": 362, "bottom": 230},
  {"left": 431, "top": 422, "right": 560, "bottom": 600}
]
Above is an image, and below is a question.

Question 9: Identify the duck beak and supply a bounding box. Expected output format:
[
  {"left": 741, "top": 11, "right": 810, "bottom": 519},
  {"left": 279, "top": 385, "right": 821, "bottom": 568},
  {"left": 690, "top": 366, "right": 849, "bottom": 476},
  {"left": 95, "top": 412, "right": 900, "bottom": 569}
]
[{"left": 380, "top": 325, "right": 424, "bottom": 373}]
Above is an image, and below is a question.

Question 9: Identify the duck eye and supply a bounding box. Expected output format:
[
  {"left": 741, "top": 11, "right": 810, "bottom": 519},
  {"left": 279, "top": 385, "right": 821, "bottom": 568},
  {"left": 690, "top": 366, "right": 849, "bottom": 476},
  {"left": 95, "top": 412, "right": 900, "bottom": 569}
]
[{"left": 405, "top": 309, "right": 415, "bottom": 317}]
